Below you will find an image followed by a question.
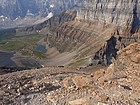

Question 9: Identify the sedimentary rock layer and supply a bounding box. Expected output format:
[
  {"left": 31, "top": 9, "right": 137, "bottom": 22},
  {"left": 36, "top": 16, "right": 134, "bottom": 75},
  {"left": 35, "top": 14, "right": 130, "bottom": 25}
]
[{"left": 77, "top": 0, "right": 140, "bottom": 35}]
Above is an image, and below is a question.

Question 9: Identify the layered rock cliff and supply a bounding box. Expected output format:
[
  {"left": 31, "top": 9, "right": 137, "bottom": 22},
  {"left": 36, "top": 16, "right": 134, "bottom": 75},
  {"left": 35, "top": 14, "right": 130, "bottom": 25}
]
[
  {"left": 77, "top": 0, "right": 140, "bottom": 35},
  {"left": 12, "top": 0, "right": 140, "bottom": 66}
]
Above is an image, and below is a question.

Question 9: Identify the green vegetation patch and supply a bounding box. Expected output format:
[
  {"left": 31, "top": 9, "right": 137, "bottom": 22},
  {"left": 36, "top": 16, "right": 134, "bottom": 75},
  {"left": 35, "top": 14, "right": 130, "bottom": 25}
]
[
  {"left": 0, "top": 34, "right": 47, "bottom": 59},
  {"left": 0, "top": 28, "right": 16, "bottom": 41},
  {"left": 33, "top": 51, "right": 46, "bottom": 59}
]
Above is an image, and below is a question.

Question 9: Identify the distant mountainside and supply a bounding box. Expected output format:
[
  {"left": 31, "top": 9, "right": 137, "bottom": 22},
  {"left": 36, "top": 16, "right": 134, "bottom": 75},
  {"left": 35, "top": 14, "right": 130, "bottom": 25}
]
[
  {"left": 0, "top": 0, "right": 79, "bottom": 19},
  {"left": 0, "top": 0, "right": 80, "bottom": 29}
]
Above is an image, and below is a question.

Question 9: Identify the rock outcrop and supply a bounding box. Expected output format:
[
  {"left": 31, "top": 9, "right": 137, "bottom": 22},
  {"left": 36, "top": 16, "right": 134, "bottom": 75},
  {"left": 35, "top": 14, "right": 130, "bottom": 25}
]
[{"left": 115, "top": 42, "right": 140, "bottom": 78}]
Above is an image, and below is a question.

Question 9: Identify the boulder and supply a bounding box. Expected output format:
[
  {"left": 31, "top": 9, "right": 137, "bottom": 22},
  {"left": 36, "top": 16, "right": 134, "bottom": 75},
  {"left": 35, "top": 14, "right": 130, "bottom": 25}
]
[
  {"left": 62, "top": 77, "right": 75, "bottom": 89},
  {"left": 72, "top": 76, "right": 93, "bottom": 89},
  {"left": 93, "top": 69, "right": 105, "bottom": 81},
  {"left": 103, "top": 64, "right": 114, "bottom": 81}
]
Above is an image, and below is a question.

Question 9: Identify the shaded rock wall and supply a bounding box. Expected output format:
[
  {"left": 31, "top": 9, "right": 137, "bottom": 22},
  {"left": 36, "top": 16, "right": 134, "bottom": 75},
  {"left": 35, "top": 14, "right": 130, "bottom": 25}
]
[{"left": 93, "top": 35, "right": 139, "bottom": 66}]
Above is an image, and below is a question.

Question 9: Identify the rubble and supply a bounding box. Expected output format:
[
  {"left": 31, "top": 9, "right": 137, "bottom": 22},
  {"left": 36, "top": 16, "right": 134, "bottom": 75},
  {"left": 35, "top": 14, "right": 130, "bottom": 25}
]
[{"left": 0, "top": 42, "right": 140, "bottom": 105}]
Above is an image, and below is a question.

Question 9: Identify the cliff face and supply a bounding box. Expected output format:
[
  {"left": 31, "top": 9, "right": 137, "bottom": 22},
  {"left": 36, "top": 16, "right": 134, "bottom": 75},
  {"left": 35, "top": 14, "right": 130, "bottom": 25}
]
[
  {"left": 77, "top": 0, "right": 140, "bottom": 35},
  {"left": 20, "top": 0, "right": 140, "bottom": 36}
]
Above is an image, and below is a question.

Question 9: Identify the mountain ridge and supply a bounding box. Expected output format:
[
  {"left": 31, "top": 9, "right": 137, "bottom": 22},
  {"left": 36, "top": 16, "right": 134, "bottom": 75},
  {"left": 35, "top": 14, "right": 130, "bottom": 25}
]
[{"left": 0, "top": 0, "right": 140, "bottom": 67}]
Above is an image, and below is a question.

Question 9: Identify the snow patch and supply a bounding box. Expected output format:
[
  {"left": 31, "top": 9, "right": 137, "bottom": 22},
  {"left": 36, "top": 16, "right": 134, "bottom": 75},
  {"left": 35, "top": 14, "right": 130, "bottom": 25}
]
[
  {"left": 0, "top": 15, "right": 9, "bottom": 21},
  {"left": 26, "top": 9, "right": 34, "bottom": 16},
  {"left": 13, "top": 16, "right": 21, "bottom": 21},
  {"left": 50, "top": 4, "right": 54, "bottom": 8},
  {"left": 15, "top": 17, "right": 18, "bottom": 20},
  {"left": 47, "top": 12, "right": 53, "bottom": 18},
  {"left": 0, "top": 15, "right": 4, "bottom": 18},
  {"left": 14, "top": 17, "right": 19, "bottom": 21}
]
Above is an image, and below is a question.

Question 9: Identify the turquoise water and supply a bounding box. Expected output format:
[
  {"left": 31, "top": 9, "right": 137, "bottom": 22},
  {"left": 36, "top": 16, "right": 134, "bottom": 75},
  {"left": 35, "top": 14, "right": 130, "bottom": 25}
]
[{"left": 35, "top": 45, "right": 47, "bottom": 53}]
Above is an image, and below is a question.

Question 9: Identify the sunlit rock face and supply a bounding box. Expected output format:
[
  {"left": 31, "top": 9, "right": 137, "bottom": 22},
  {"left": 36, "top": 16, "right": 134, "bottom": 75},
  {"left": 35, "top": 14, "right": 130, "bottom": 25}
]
[{"left": 76, "top": 0, "right": 140, "bottom": 35}]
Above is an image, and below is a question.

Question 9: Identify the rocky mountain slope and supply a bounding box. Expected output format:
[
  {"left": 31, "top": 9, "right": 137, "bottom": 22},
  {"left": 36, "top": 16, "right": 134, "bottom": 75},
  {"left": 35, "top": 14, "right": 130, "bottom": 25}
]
[
  {"left": 0, "top": 42, "right": 139, "bottom": 105},
  {"left": 16, "top": 0, "right": 140, "bottom": 67},
  {"left": 0, "top": 0, "right": 140, "bottom": 104}
]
